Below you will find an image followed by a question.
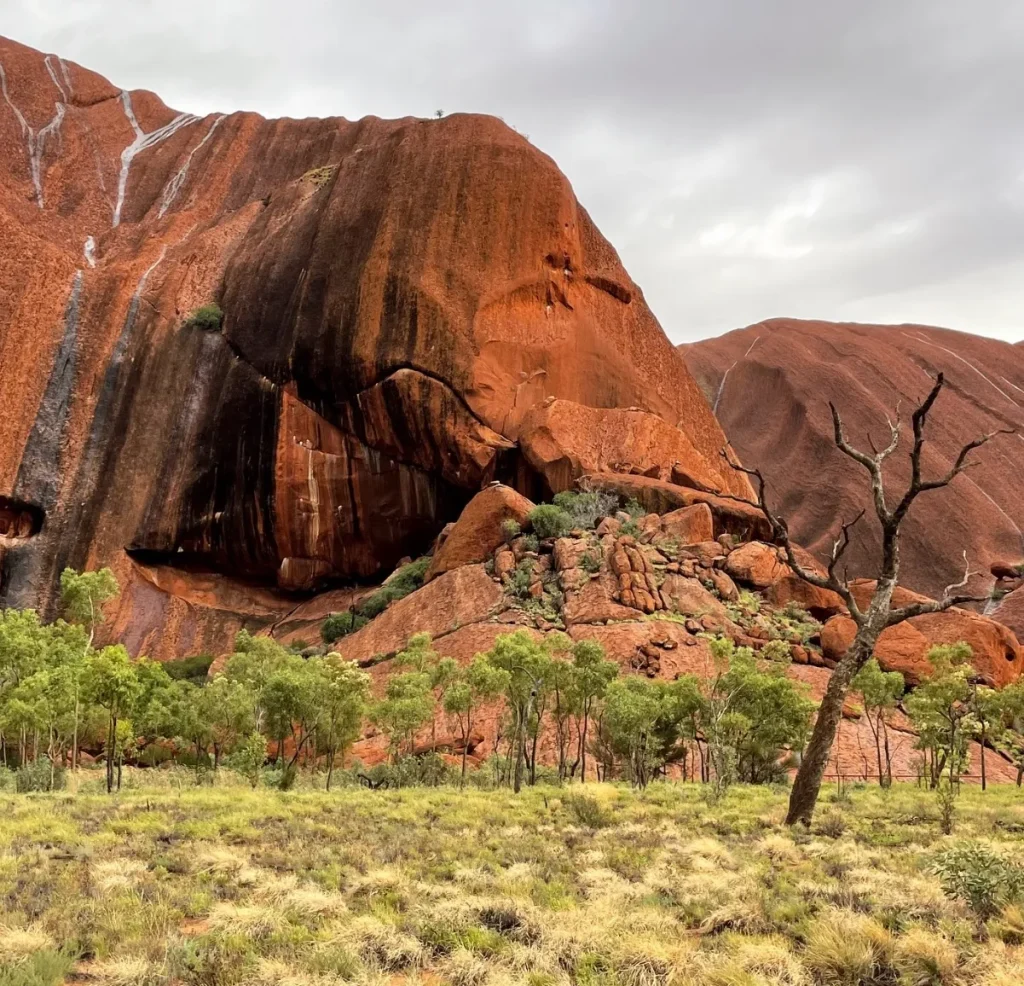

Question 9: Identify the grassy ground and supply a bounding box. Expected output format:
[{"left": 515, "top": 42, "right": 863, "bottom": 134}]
[{"left": 0, "top": 775, "right": 1022, "bottom": 985}]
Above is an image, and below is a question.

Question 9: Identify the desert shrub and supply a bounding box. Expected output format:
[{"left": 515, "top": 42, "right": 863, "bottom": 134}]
[
  {"left": 15, "top": 757, "right": 65, "bottom": 793},
  {"left": 564, "top": 792, "right": 609, "bottom": 829},
  {"left": 510, "top": 560, "right": 535, "bottom": 600},
  {"left": 183, "top": 302, "right": 223, "bottom": 331},
  {"left": 580, "top": 550, "right": 601, "bottom": 574},
  {"left": 387, "top": 556, "right": 431, "bottom": 596},
  {"left": 500, "top": 518, "right": 521, "bottom": 541},
  {"left": 552, "top": 490, "right": 617, "bottom": 529},
  {"left": 522, "top": 533, "right": 540, "bottom": 553},
  {"left": 322, "top": 611, "right": 368, "bottom": 644},
  {"left": 623, "top": 498, "right": 645, "bottom": 520},
  {"left": 163, "top": 653, "right": 214, "bottom": 683},
  {"left": 932, "top": 842, "right": 1024, "bottom": 919},
  {"left": 355, "top": 557, "right": 431, "bottom": 621},
  {"left": 528, "top": 504, "right": 573, "bottom": 539},
  {"left": 264, "top": 764, "right": 298, "bottom": 790}
]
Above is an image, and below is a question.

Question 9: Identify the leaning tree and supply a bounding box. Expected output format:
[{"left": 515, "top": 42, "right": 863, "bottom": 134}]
[{"left": 721, "top": 373, "right": 1013, "bottom": 825}]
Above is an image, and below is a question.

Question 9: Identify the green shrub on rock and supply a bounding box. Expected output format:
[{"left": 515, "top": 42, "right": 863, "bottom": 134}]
[
  {"left": 183, "top": 303, "right": 223, "bottom": 331},
  {"left": 527, "top": 504, "right": 573, "bottom": 539}
]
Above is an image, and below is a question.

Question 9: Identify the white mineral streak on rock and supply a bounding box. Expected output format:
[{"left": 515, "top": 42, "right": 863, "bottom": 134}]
[
  {"left": 158, "top": 114, "right": 224, "bottom": 218},
  {"left": 0, "top": 59, "right": 66, "bottom": 208},
  {"left": 83, "top": 236, "right": 96, "bottom": 267},
  {"left": 44, "top": 55, "right": 67, "bottom": 100},
  {"left": 113, "top": 90, "right": 197, "bottom": 227}
]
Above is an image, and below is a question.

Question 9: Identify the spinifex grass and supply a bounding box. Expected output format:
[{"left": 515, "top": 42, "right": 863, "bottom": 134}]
[{"left": 0, "top": 774, "right": 1021, "bottom": 984}]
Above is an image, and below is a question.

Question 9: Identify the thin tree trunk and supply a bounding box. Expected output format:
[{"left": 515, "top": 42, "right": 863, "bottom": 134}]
[
  {"left": 787, "top": 635, "right": 875, "bottom": 825},
  {"left": 980, "top": 721, "right": 987, "bottom": 791}
]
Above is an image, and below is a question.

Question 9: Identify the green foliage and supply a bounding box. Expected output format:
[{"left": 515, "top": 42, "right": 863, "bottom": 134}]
[
  {"left": 321, "top": 611, "right": 368, "bottom": 643},
  {"left": 623, "top": 498, "right": 645, "bottom": 520},
  {"left": 229, "top": 732, "right": 267, "bottom": 788},
  {"left": 527, "top": 504, "right": 573, "bottom": 539},
  {"left": 933, "top": 841, "right": 1024, "bottom": 919},
  {"left": 355, "top": 557, "right": 430, "bottom": 621},
  {"left": 552, "top": 490, "right": 617, "bottom": 529},
  {"left": 563, "top": 791, "right": 609, "bottom": 828},
  {"left": 15, "top": 756, "right": 65, "bottom": 792},
  {"left": 60, "top": 567, "right": 119, "bottom": 637},
  {"left": 501, "top": 518, "right": 522, "bottom": 541},
  {"left": 852, "top": 658, "right": 905, "bottom": 788},
  {"left": 162, "top": 653, "right": 214, "bottom": 684},
  {"left": 580, "top": 549, "right": 602, "bottom": 574},
  {"left": 509, "top": 559, "right": 535, "bottom": 600},
  {"left": 522, "top": 533, "right": 540, "bottom": 553},
  {"left": 906, "top": 642, "right": 976, "bottom": 788},
  {"left": 183, "top": 302, "right": 224, "bottom": 331}
]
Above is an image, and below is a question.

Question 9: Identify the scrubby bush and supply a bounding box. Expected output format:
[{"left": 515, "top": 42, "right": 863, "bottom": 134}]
[
  {"left": 500, "top": 518, "right": 521, "bottom": 542},
  {"left": 322, "top": 611, "right": 368, "bottom": 644},
  {"left": 354, "top": 557, "right": 431, "bottom": 622},
  {"left": 527, "top": 504, "right": 573, "bottom": 539},
  {"left": 564, "top": 792, "right": 609, "bottom": 829},
  {"left": 162, "top": 653, "right": 214, "bottom": 683},
  {"left": 932, "top": 842, "right": 1024, "bottom": 919},
  {"left": 183, "top": 303, "right": 223, "bottom": 331},
  {"left": 552, "top": 490, "right": 617, "bottom": 529},
  {"left": 16, "top": 757, "right": 65, "bottom": 793}
]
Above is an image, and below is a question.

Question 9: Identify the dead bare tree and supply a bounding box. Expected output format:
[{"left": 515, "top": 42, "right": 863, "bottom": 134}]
[{"left": 720, "top": 373, "right": 1013, "bottom": 825}]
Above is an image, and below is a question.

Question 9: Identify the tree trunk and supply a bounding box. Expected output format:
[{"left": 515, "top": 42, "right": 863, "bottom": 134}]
[
  {"left": 106, "top": 715, "right": 116, "bottom": 794},
  {"left": 786, "top": 634, "right": 875, "bottom": 825},
  {"left": 72, "top": 688, "right": 79, "bottom": 771},
  {"left": 881, "top": 717, "right": 893, "bottom": 788},
  {"left": 580, "top": 707, "right": 589, "bottom": 783},
  {"left": 326, "top": 747, "right": 335, "bottom": 791},
  {"left": 980, "top": 722, "right": 987, "bottom": 791}
]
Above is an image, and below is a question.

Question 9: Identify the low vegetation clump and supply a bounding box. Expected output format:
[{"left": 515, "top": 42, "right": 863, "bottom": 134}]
[
  {"left": 182, "top": 302, "right": 223, "bottom": 331},
  {"left": 0, "top": 781, "right": 1021, "bottom": 985},
  {"left": 302, "top": 164, "right": 336, "bottom": 187},
  {"left": 527, "top": 503, "right": 573, "bottom": 539}
]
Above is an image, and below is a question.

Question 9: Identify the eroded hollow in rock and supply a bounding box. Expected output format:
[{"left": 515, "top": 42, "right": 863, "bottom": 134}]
[{"left": 0, "top": 496, "right": 44, "bottom": 539}]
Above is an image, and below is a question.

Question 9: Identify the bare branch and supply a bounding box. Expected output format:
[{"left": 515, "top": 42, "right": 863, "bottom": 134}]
[
  {"left": 886, "top": 550, "right": 988, "bottom": 625},
  {"left": 830, "top": 403, "right": 892, "bottom": 526},
  {"left": 827, "top": 510, "right": 865, "bottom": 585},
  {"left": 888, "top": 372, "right": 1015, "bottom": 527},
  {"left": 719, "top": 450, "right": 862, "bottom": 622}
]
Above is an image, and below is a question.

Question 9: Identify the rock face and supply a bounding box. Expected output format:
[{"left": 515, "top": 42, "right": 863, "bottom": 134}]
[
  {"left": 0, "top": 36, "right": 743, "bottom": 657},
  {"left": 682, "top": 318, "right": 1024, "bottom": 600}
]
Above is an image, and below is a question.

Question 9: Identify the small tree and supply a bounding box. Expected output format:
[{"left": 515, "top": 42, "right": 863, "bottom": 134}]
[
  {"left": 601, "top": 676, "right": 668, "bottom": 788},
  {"left": 485, "top": 630, "right": 557, "bottom": 792},
  {"left": 82, "top": 645, "right": 141, "bottom": 793},
  {"left": 566, "top": 640, "right": 618, "bottom": 782},
  {"left": 371, "top": 665, "right": 434, "bottom": 762},
  {"left": 60, "top": 567, "right": 119, "bottom": 770},
  {"left": 970, "top": 682, "right": 1007, "bottom": 792},
  {"left": 851, "top": 658, "right": 905, "bottom": 787},
  {"left": 720, "top": 373, "right": 1012, "bottom": 824},
  {"left": 315, "top": 654, "right": 370, "bottom": 790},
  {"left": 444, "top": 657, "right": 510, "bottom": 784},
  {"left": 1000, "top": 680, "right": 1024, "bottom": 786},
  {"left": 906, "top": 643, "right": 976, "bottom": 791}
]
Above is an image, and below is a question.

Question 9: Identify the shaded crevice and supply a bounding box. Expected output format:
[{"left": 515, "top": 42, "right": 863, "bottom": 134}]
[{"left": 0, "top": 497, "right": 44, "bottom": 539}]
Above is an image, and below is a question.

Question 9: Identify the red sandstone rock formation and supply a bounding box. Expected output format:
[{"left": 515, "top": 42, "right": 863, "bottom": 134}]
[
  {"left": 682, "top": 318, "right": 1024, "bottom": 601},
  {"left": 0, "top": 36, "right": 744, "bottom": 658}
]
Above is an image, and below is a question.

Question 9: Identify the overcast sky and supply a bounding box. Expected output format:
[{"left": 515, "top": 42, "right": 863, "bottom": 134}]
[{"left": 7, "top": 1, "right": 1024, "bottom": 343}]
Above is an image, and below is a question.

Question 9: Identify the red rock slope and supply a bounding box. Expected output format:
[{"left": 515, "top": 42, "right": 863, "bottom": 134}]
[
  {"left": 0, "top": 37, "right": 742, "bottom": 659},
  {"left": 681, "top": 318, "right": 1024, "bottom": 601}
]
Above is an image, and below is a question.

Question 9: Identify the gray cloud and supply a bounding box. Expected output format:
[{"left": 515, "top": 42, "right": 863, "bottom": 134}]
[{"left": 6, "top": 0, "right": 1024, "bottom": 341}]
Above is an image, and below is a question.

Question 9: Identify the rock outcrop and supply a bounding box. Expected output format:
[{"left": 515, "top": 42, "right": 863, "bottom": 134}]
[
  {"left": 682, "top": 318, "right": 1024, "bottom": 601},
  {"left": 0, "top": 36, "right": 744, "bottom": 656},
  {"left": 328, "top": 493, "right": 1022, "bottom": 779}
]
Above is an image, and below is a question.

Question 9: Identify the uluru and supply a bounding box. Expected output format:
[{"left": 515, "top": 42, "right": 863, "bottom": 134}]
[
  {"left": 0, "top": 35, "right": 746, "bottom": 661},
  {"left": 4, "top": 10, "right": 1024, "bottom": 985}
]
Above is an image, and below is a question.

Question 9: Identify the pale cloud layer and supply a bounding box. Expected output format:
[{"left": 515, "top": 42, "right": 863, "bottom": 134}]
[{"left": 6, "top": 0, "right": 1024, "bottom": 342}]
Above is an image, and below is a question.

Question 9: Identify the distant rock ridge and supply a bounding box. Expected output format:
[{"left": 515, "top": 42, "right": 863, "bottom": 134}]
[{"left": 682, "top": 317, "right": 1024, "bottom": 603}]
